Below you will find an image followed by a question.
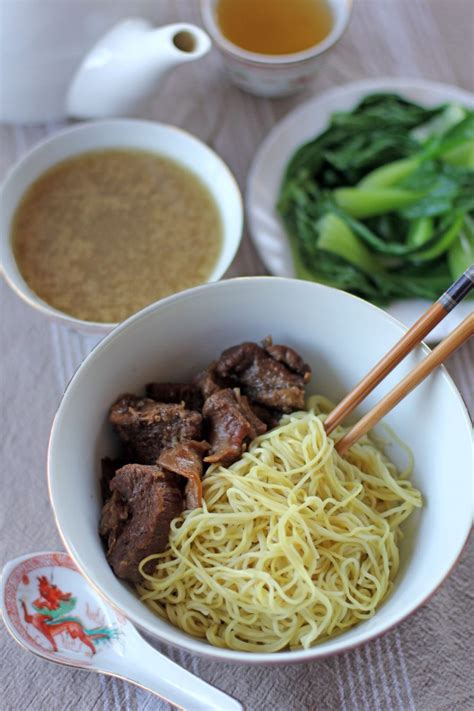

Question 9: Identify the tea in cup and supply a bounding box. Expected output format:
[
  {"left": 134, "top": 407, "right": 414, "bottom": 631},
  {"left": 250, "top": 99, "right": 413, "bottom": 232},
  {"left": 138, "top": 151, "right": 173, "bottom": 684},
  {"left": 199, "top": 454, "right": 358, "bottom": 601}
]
[{"left": 201, "top": 0, "right": 352, "bottom": 97}]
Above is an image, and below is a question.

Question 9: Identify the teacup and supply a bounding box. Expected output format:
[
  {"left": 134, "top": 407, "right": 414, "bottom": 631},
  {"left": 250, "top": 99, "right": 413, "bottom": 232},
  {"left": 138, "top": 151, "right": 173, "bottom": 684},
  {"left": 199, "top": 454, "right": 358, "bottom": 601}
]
[{"left": 200, "top": 0, "right": 352, "bottom": 98}]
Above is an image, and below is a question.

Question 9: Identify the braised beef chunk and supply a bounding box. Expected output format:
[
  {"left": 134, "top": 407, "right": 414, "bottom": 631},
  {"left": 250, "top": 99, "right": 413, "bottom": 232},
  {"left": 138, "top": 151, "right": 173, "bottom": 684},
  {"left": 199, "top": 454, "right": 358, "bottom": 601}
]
[
  {"left": 213, "top": 342, "right": 311, "bottom": 413},
  {"left": 235, "top": 391, "right": 269, "bottom": 435},
  {"left": 193, "top": 365, "right": 232, "bottom": 400},
  {"left": 262, "top": 338, "right": 311, "bottom": 382},
  {"left": 109, "top": 395, "right": 202, "bottom": 464},
  {"left": 99, "top": 463, "right": 183, "bottom": 583},
  {"left": 99, "top": 490, "right": 128, "bottom": 550},
  {"left": 146, "top": 382, "right": 203, "bottom": 411},
  {"left": 249, "top": 402, "right": 283, "bottom": 429},
  {"left": 158, "top": 440, "right": 208, "bottom": 479},
  {"left": 203, "top": 388, "right": 267, "bottom": 467},
  {"left": 158, "top": 440, "right": 209, "bottom": 510},
  {"left": 100, "top": 457, "right": 125, "bottom": 502}
]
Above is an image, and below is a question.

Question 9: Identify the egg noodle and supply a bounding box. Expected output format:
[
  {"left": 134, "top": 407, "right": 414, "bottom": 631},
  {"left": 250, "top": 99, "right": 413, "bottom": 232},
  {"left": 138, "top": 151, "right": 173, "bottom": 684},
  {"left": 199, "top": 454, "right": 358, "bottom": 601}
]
[{"left": 137, "top": 396, "right": 422, "bottom": 652}]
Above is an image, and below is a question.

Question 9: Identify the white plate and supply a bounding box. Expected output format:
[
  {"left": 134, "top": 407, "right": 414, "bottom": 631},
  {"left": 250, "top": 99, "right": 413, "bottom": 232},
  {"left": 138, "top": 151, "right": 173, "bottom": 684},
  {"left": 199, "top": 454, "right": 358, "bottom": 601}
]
[{"left": 247, "top": 78, "right": 474, "bottom": 341}]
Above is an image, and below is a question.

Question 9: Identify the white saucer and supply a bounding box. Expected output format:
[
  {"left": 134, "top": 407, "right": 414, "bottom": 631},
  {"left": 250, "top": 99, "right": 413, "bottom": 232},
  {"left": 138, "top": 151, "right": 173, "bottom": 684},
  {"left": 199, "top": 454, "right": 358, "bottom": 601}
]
[{"left": 247, "top": 78, "right": 474, "bottom": 341}]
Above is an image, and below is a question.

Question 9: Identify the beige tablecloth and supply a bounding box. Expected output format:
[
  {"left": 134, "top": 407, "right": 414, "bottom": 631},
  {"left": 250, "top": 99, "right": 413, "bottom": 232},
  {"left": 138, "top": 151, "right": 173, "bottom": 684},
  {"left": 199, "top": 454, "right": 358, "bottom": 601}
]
[{"left": 1, "top": 1, "right": 473, "bottom": 709}]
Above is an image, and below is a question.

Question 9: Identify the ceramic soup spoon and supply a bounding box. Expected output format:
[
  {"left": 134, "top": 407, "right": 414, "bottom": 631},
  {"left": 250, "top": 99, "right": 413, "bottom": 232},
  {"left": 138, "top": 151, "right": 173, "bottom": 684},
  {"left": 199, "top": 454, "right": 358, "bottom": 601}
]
[{"left": 1, "top": 551, "right": 242, "bottom": 711}]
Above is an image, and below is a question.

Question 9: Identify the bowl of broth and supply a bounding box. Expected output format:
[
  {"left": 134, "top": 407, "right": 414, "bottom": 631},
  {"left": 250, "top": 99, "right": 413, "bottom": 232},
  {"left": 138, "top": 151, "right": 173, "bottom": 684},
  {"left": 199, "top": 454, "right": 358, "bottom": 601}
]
[
  {"left": 201, "top": 0, "right": 352, "bottom": 97},
  {"left": 0, "top": 120, "right": 243, "bottom": 331}
]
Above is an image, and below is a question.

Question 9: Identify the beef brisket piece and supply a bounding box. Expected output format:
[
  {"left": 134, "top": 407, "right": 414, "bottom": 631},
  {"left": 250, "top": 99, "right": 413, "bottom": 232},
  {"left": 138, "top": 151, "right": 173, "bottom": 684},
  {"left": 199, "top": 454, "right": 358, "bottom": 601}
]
[
  {"left": 202, "top": 388, "right": 267, "bottom": 467},
  {"left": 109, "top": 395, "right": 202, "bottom": 464},
  {"left": 214, "top": 341, "right": 311, "bottom": 412},
  {"left": 145, "top": 382, "right": 203, "bottom": 411},
  {"left": 100, "top": 457, "right": 125, "bottom": 502},
  {"left": 192, "top": 365, "right": 233, "bottom": 400},
  {"left": 100, "top": 490, "right": 128, "bottom": 554},
  {"left": 99, "top": 463, "right": 183, "bottom": 583},
  {"left": 262, "top": 338, "right": 312, "bottom": 381},
  {"left": 249, "top": 402, "right": 283, "bottom": 429},
  {"left": 158, "top": 440, "right": 209, "bottom": 510}
]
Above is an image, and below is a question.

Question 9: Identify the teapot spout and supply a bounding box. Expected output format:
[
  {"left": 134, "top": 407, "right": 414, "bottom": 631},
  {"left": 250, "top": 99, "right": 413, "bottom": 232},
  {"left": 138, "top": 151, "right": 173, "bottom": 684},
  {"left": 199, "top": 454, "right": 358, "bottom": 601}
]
[
  {"left": 154, "top": 23, "right": 212, "bottom": 63},
  {"left": 67, "top": 21, "right": 211, "bottom": 119}
]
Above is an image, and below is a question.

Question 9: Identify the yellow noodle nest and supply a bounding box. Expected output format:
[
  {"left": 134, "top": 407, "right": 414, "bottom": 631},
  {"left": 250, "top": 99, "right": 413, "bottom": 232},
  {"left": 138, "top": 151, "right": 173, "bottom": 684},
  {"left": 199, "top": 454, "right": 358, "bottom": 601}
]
[{"left": 137, "top": 395, "right": 422, "bottom": 653}]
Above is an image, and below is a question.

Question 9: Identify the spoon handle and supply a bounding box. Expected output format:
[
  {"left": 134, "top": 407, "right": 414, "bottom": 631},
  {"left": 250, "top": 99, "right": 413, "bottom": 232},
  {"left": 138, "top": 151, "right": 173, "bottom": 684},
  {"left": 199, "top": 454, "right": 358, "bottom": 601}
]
[{"left": 104, "top": 634, "right": 242, "bottom": 711}]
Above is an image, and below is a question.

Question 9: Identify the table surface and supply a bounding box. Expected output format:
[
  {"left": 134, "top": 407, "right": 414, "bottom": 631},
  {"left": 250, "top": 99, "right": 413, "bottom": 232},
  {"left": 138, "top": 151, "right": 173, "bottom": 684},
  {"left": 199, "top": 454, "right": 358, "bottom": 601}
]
[{"left": 1, "top": 1, "right": 473, "bottom": 710}]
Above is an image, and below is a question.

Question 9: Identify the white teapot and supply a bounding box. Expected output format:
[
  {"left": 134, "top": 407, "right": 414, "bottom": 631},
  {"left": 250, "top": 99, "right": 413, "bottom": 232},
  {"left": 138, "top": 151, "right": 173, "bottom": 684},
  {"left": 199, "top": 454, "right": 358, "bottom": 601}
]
[{"left": 0, "top": 0, "right": 211, "bottom": 124}]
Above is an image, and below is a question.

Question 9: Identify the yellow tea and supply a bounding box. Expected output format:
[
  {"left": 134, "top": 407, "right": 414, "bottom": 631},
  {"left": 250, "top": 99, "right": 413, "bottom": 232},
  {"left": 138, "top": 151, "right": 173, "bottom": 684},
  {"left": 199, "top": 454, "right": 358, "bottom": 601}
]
[{"left": 216, "top": 0, "right": 333, "bottom": 55}]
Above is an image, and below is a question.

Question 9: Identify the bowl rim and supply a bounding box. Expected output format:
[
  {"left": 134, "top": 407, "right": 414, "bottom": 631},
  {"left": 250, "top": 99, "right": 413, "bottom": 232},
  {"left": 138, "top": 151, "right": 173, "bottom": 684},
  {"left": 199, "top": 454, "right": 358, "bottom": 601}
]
[
  {"left": 0, "top": 118, "right": 243, "bottom": 334},
  {"left": 47, "top": 276, "right": 474, "bottom": 664},
  {"left": 200, "top": 0, "right": 353, "bottom": 67}
]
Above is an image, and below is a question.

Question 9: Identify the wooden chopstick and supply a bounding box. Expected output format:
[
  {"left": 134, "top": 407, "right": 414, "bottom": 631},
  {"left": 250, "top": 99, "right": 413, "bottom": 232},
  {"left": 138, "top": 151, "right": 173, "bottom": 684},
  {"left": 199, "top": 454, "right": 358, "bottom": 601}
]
[
  {"left": 335, "top": 313, "right": 474, "bottom": 456},
  {"left": 324, "top": 265, "right": 474, "bottom": 435}
]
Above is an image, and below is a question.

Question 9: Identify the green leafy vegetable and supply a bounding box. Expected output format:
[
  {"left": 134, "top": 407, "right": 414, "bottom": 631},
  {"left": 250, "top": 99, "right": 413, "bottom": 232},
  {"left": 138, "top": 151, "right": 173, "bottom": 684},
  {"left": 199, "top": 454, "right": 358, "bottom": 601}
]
[
  {"left": 277, "top": 93, "right": 474, "bottom": 302},
  {"left": 448, "top": 215, "right": 474, "bottom": 277},
  {"left": 407, "top": 217, "right": 433, "bottom": 247},
  {"left": 358, "top": 156, "right": 421, "bottom": 189},
  {"left": 334, "top": 187, "right": 423, "bottom": 218},
  {"left": 316, "top": 213, "right": 381, "bottom": 274}
]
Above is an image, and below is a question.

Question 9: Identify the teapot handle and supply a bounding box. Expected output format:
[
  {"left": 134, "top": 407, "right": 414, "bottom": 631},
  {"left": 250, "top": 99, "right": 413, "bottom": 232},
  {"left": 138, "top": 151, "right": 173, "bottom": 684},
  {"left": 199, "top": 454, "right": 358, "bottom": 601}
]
[{"left": 66, "top": 20, "right": 212, "bottom": 120}]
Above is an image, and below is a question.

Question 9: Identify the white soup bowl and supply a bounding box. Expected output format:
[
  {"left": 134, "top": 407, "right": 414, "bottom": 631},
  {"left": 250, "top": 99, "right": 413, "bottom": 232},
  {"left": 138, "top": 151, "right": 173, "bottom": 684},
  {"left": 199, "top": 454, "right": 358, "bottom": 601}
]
[{"left": 0, "top": 120, "right": 243, "bottom": 333}]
